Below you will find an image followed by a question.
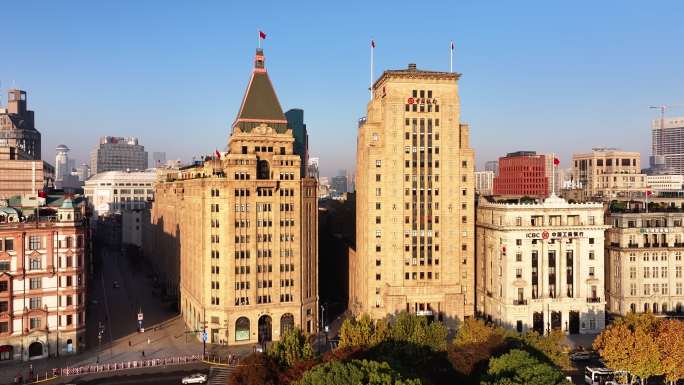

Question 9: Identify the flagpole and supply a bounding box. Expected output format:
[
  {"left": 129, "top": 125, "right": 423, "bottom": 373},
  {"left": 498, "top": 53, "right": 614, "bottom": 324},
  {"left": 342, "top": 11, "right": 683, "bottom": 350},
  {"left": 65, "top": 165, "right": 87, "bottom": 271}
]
[
  {"left": 370, "top": 40, "right": 374, "bottom": 100},
  {"left": 258, "top": 29, "right": 261, "bottom": 49},
  {"left": 450, "top": 41, "right": 453, "bottom": 73},
  {"left": 551, "top": 153, "right": 556, "bottom": 197}
]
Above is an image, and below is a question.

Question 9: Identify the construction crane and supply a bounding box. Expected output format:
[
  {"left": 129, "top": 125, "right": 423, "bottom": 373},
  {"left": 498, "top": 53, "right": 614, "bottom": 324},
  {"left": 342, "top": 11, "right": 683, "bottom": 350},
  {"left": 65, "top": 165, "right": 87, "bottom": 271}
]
[{"left": 649, "top": 104, "right": 684, "bottom": 128}]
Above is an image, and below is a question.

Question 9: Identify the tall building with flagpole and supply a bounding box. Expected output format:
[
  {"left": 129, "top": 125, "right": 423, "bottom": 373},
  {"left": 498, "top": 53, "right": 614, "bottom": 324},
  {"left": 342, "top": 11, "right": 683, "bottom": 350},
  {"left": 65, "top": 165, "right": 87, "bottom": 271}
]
[
  {"left": 351, "top": 63, "right": 475, "bottom": 328},
  {"left": 148, "top": 48, "right": 318, "bottom": 345}
]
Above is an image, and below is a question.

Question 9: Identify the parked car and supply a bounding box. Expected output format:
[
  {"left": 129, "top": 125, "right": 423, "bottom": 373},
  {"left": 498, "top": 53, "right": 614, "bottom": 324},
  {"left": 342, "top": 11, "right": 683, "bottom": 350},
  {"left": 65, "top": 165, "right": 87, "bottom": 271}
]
[
  {"left": 181, "top": 373, "right": 207, "bottom": 384},
  {"left": 570, "top": 350, "right": 596, "bottom": 361}
]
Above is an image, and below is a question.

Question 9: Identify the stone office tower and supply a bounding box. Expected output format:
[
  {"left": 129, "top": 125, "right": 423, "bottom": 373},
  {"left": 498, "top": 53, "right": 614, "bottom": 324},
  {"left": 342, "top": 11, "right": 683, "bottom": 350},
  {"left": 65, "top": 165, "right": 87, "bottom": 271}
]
[
  {"left": 351, "top": 63, "right": 475, "bottom": 327},
  {"left": 149, "top": 48, "right": 318, "bottom": 345}
]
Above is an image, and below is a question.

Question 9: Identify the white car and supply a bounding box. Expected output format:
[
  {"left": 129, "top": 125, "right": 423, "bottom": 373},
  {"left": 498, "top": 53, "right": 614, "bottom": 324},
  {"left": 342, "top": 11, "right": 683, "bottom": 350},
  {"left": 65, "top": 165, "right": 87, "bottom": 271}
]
[{"left": 181, "top": 373, "right": 207, "bottom": 384}]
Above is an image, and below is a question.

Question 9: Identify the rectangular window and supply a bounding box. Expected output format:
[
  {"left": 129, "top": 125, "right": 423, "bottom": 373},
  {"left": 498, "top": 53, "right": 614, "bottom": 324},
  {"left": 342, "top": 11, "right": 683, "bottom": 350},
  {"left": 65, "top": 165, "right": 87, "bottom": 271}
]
[
  {"left": 30, "top": 317, "right": 41, "bottom": 330},
  {"left": 29, "top": 278, "right": 41, "bottom": 290},
  {"left": 29, "top": 297, "right": 42, "bottom": 309},
  {"left": 29, "top": 236, "right": 41, "bottom": 250}
]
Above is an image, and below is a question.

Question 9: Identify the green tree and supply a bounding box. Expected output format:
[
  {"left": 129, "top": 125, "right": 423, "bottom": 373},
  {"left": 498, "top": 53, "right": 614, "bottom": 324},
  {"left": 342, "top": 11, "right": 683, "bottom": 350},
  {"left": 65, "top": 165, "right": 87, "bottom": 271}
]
[
  {"left": 594, "top": 313, "right": 663, "bottom": 384},
  {"left": 296, "top": 359, "right": 422, "bottom": 385},
  {"left": 267, "top": 328, "right": 314, "bottom": 368},
  {"left": 389, "top": 312, "right": 448, "bottom": 352},
  {"left": 338, "top": 314, "right": 390, "bottom": 349},
  {"left": 481, "top": 349, "right": 570, "bottom": 385}
]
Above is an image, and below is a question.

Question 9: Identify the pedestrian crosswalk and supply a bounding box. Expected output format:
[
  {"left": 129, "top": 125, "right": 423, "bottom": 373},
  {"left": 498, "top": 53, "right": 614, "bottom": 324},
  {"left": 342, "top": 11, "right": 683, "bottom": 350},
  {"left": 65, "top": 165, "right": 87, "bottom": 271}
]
[{"left": 208, "top": 366, "right": 234, "bottom": 385}]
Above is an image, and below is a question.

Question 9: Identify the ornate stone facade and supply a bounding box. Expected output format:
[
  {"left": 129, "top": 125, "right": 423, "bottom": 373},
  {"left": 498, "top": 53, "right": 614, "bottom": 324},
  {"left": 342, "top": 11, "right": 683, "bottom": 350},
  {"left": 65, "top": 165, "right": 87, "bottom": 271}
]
[
  {"left": 148, "top": 49, "right": 318, "bottom": 346},
  {"left": 351, "top": 64, "right": 475, "bottom": 328}
]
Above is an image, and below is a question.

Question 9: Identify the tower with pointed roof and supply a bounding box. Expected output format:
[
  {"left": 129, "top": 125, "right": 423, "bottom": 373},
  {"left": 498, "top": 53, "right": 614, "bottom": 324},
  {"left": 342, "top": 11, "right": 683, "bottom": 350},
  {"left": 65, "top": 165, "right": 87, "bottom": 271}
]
[{"left": 148, "top": 48, "right": 318, "bottom": 346}]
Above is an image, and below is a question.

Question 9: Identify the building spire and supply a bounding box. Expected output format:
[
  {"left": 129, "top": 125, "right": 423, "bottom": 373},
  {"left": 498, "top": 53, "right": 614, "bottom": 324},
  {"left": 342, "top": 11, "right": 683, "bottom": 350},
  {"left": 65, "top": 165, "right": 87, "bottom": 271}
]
[{"left": 232, "top": 48, "right": 288, "bottom": 134}]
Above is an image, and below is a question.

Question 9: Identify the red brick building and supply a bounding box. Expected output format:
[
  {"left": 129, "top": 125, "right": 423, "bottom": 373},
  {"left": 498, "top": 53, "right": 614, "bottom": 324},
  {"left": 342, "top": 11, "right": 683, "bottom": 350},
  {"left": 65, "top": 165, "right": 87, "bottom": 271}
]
[
  {"left": 493, "top": 151, "right": 550, "bottom": 198},
  {"left": 0, "top": 195, "right": 88, "bottom": 362}
]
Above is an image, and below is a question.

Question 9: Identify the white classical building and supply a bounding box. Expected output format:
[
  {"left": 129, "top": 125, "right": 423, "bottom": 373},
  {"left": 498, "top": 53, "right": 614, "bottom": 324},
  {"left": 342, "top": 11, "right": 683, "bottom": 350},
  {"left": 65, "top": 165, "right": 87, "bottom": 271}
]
[
  {"left": 646, "top": 174, "right": 683, "bottom": 192},
  {"left": 83, "top": 170, "right": 156, "bottom": 218},
  {"left": 476, "top": 195, "right": 608, "bottom": 335},
  {"left": 605, "top": 210, "right": 684, "bottom": 316}
]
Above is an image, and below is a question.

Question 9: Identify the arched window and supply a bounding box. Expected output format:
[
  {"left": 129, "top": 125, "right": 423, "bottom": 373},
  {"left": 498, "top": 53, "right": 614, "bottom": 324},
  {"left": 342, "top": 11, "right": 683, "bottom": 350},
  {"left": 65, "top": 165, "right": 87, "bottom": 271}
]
[
  {"left": 235, "top": 317, "right": 250, "bottom": 341},
  {"left": 630, "top": 303, "right": 636, "bottom": 313},
  {"left": 644, "top": 303, "right": 650, "bottom": 312},
  {"left": 280, "top": 313, "right": 294, "bottom": 336},
  {"left": 257, "top": 160, "right": 270, "bottom": 180}
]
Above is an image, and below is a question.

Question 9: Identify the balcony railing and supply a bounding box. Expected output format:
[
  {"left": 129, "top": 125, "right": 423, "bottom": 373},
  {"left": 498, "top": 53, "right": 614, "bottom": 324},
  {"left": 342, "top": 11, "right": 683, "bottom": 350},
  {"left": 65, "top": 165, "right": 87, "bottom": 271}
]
[
  {"left": 586, "top": 297, "right": 601, "bottom": 303},
  {"left": 513, "top": 299, "right": 528, "bottom": 305},
  {"left": 675, "top": 243, "right": 684, "bottom": 247},
  {"left": 628, "top": 243, "right": 639, "bottom": 248}
]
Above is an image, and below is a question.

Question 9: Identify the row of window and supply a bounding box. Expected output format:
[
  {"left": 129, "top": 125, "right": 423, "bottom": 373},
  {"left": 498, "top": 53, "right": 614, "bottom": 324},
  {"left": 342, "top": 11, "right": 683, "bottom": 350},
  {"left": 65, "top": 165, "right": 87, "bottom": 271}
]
[{"left": 630, "top": 266, "right": 683, "bottom": 279}]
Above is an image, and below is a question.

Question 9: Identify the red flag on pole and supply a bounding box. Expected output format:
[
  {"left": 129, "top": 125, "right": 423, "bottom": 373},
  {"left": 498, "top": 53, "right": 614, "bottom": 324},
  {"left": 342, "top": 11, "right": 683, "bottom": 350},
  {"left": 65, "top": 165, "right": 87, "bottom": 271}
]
[
  {"left": 215, "top": 150, "right": 221, "bottom": 159},
  {"left": 553, "top": 157, "right": 560, "bottom": 166},
  {"left": 259, "top": 30, "right": 266, "bottom": 39},
  {"left": 371, "top": 39, "right": 375, "bottom": 48}
]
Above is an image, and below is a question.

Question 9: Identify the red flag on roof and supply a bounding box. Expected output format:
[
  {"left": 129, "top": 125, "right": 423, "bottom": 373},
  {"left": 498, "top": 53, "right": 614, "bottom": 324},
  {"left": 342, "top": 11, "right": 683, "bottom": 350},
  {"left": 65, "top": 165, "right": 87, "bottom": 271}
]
[
  {"left": 553, "top": 157, "right": 560, "bottom": 166},
  {"left": 371, "top": 39, "right": 376, "bottom": 48},
  {"left": 215, "top": 150, "right": 221, "bottom": 159},
  {"left": 259, "top": 30, "right": 266, "bottom": 39}
]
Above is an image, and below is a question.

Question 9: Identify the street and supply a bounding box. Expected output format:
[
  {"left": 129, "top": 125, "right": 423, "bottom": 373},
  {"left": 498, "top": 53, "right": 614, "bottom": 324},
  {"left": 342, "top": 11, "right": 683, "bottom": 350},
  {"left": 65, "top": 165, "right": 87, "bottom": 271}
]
[{"left": 48, "top": 364, "right": 210, "bottom": 384}]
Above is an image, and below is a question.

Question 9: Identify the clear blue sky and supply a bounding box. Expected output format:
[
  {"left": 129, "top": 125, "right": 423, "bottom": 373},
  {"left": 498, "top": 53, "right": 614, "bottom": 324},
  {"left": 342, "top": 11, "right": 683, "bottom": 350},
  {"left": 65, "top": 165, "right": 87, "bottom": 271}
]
[{"left": 2, "top": 0, "right": 683, "bottom": 177}]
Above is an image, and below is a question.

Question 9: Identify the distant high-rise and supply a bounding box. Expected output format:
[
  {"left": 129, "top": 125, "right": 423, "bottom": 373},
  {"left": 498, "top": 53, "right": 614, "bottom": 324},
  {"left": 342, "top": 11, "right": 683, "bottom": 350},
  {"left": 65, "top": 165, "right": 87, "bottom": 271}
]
[
  {"left": 75, "top": 163, "right": 91, "bottom": 182},
  {"left": 331, "top": 170, "right": 348, "bottom": 194},
  {"left": 90, "top": 136, "right": 148, "bottom": 174},
  {"left": 285, "top": 108, "right": 308, "bottom": 176},
  {"left": 484, "top": 160, "right": 499, "bottom": 176},
  {"left": 652, "top": 117, "right": 684, "bottom": 174},
  {"left": 0, "top": 89, "right": 54, "bottom": 198},
  {"left": 55, "top": 144, "right": 70, "bottom": 181},
  {"left": 152, "top": 151, "right": 166, "bottom": 167},
  {"left": 0, "top": 89, "right": 41, "bottom": 160}
]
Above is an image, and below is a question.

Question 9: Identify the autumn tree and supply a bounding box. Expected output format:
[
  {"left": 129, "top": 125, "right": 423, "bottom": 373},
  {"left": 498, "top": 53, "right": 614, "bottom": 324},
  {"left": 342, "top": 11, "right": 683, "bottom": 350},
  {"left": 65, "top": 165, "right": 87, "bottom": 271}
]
[
  {"left": 448, "top": 319, "right": 510, "bottom": 377},
  {"left": 520, "top": 330, "right": 570, "bottom": 369},
  {"left": 480, "top": 349, "right": 570, "bottom": 385},
  {"left": 228, "top": 353, "right": 281, "bottom": 385},
  {"left": 339, "top": 314, "right": 390, "bottom": 349},
  {"left": 594, "top": 312, "right": 663, "bottom": 384},
  {"left": 657, "top": 319, "right": 684, "bottom": 384},
  {"left": 267, "top": 328, "right": 314, "bottom": 368}
]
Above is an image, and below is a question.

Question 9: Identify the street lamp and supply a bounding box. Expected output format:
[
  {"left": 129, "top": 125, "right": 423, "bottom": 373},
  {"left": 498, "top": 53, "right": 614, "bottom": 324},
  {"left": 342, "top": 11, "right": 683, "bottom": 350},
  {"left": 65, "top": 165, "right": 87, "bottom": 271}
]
[{"left": 97, "top": 321, "right": 105, "bottom": 363}]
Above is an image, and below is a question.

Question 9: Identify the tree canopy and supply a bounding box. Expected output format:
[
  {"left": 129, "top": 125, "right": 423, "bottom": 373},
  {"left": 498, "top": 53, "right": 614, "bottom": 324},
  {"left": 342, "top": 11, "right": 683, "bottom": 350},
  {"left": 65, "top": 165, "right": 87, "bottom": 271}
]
[
  {"left": 481, "top": 349, "right": 571, "bottom": 385},
  {"left": 296, "top": 359, "right": 422, "bottom": 385},
  {"left": 593, "top": 312, "right": 663, "bottom": 383},
  {"left": 267, "top": 328, "right": 314, "bottom": 368}
]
